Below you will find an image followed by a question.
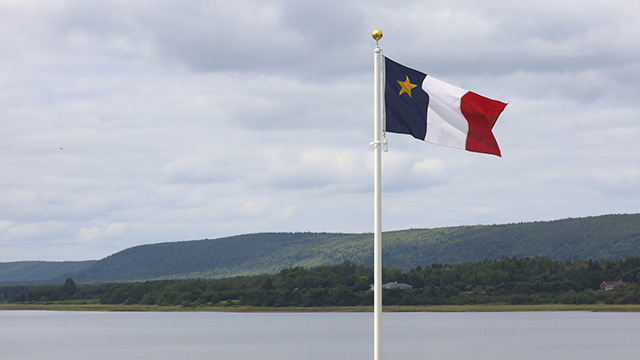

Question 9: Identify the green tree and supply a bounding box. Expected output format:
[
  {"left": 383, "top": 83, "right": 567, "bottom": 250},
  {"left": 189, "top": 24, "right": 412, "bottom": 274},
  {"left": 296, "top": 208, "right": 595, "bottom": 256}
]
[{"left": 62, "top": 277, "right": 78, "bottom": 296}]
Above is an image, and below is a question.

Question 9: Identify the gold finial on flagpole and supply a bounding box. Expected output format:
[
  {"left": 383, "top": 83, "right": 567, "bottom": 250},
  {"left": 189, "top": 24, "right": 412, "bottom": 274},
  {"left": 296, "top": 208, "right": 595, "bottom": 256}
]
[{"left": 372, "top": 29, "right": 383, "bottom": 46}]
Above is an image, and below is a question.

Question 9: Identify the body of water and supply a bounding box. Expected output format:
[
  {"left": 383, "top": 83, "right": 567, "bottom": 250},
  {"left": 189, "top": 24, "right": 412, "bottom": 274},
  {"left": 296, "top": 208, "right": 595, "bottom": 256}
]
[{"left": 1, "top": 311, "right": 639, "bottom": 359}]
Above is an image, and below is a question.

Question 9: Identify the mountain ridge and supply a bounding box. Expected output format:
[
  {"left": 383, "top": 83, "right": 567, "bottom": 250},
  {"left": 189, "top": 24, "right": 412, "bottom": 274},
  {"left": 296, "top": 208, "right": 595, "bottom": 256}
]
[{"left": 2, "top": 213, "right": 639, "bottom": 284}]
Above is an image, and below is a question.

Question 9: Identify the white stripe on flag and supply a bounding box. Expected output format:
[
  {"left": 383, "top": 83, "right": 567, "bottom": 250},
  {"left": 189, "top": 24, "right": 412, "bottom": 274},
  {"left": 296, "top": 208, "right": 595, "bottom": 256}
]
[{"left": 422, "top": 75, "right": 470, "bottom": 150}]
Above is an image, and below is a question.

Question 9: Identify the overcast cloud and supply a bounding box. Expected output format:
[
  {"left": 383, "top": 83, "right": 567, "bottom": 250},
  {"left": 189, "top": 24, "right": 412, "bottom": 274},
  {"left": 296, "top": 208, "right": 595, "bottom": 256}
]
[{"left": 1, "top": 0, "right": 639, "bottom": 261}]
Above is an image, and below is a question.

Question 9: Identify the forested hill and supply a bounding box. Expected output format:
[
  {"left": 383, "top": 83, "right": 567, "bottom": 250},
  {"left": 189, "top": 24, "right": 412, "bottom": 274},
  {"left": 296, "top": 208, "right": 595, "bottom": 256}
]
[
  {"left": 0, "top": 261, "right": 96, "bottom": 284},
  {"left": 2, "top": 213, "right": 640, "bottom": 284}
]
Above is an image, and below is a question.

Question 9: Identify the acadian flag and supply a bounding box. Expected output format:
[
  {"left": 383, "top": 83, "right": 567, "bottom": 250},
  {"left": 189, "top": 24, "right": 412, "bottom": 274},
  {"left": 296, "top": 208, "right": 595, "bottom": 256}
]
[{"left": 384, "top": 57, "right": 507, "bottom": 156}]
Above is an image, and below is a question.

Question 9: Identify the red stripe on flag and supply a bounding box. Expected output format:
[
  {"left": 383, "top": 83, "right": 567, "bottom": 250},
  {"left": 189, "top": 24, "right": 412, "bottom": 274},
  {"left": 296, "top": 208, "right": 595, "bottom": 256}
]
[{"left": 460, "top": 91, "right": 508, "bottom": 157}]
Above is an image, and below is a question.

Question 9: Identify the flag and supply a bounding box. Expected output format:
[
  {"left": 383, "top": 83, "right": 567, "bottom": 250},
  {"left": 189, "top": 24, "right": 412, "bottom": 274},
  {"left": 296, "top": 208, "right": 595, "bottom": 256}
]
[{"left": 384, "top": 57, "right": 507, "bottom": 156}]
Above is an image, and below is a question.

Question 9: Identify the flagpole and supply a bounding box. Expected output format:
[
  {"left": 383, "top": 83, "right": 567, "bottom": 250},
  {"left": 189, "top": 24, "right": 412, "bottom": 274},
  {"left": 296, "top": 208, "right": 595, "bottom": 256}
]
[{"left": 371, "top": 29, "right": 384, "bottom": 360}]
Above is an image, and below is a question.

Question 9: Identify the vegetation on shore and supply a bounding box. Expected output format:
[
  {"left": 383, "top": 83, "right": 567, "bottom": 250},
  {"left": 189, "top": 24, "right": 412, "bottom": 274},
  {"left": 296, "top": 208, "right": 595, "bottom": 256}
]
[
  {"left": 3, "top": 257, "right": 640, "bottom": 310},
  {"left": 2, "top": 303, "right": 640, "bottom": 312}
]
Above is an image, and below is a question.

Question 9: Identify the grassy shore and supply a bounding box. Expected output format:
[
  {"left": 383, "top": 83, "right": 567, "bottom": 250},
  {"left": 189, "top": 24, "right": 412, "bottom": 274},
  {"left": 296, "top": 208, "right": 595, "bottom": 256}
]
[{"left": 2, "top": 303, "right": 640, "bottom": 312}]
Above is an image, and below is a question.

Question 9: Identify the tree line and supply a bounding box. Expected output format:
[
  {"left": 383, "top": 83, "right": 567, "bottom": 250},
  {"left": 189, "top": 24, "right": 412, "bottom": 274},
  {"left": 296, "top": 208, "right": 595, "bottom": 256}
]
[{"left": 3, "top": 257, "right": 640, "bottom": 307}]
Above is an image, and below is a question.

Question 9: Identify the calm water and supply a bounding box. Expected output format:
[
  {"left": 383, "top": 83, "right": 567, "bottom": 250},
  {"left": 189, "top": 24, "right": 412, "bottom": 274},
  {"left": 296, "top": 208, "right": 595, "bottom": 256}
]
[{"left": 1, "top": 311, "right": 639, "bottom": 359}]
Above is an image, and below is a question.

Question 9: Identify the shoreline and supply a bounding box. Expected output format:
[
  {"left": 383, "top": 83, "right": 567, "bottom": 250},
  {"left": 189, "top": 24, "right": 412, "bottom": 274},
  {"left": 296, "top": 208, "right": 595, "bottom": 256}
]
[{"left": 2, "top": 303, "right": 640, "bottom": 312}]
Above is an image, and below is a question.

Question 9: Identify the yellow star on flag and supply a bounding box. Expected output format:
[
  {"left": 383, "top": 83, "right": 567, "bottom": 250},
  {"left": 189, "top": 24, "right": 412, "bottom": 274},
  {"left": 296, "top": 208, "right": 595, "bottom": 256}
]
[{"left": 397, "top": 76, "right": 418, "bottom": 97}]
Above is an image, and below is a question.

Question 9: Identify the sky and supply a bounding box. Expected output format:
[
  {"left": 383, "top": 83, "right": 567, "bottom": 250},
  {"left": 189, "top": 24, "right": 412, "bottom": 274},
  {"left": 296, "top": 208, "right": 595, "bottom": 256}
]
[{"left": 1, "top": 0, "right": 639, "bottom": 262}]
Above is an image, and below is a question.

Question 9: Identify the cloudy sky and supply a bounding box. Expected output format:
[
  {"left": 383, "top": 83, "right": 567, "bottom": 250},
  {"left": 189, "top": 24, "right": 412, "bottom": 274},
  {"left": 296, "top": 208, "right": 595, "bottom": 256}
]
[{"left": 1, "top": 0, "right": 639, "bottom": 262}]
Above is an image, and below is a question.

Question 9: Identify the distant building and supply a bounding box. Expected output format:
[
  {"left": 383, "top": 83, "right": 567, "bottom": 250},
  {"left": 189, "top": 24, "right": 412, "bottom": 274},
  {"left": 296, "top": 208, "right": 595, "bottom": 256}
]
[
  {"left": 370, "top": 281, "right": 413, "bottom": 291},
  {"left": 600, "top": 280, "right": 627, "bottom": 291}
]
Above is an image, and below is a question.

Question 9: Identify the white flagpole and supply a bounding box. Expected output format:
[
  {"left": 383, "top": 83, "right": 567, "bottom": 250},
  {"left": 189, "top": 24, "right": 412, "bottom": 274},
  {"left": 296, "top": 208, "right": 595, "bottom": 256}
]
[{"left": 371, "top": 29, "right": 384, "bottom": 360}]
